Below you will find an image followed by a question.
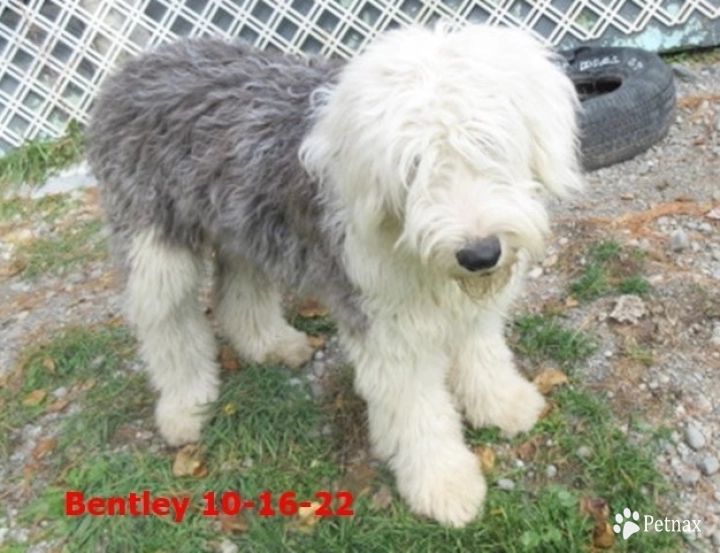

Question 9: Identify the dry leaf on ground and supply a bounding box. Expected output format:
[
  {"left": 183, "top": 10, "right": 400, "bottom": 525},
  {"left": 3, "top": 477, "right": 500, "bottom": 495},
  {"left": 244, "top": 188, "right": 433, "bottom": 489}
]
[
  {"left": 580, "top": 497, "right": 615, "bottom": 549},
  {"left": 515, "top": 435, "right": 542, "bottom": 462},
  {"left": 475, "top": 446, "right": 496, "bottom": 472},
  {"left": 0, "top": 260, "right": 26, "bottom": 278},
  {"left": 219, "top": 345, "right": 242, "bottom": 371},
  {"left": 46, "top": 398, "right": 71, "bottom": 413},
  {"left": 307, "top": 335, "right": 326, "bottom": 349},
  {"left": 219, "top": 511, "right": 250, "bottom": 534},
  {"left": 42, "top": 357, "right": 56, "bottom": 374},
  {"left": 371, "top": 486, "right": 393, "bottom": 511},
  {"left": 172, "top": 444, "right": 208, "bottom": 478},
  {"left": 22, "top": 389, "right": 47, "bottom": 407},
  {"left": 31, "top": 437, "right": 58, "bottom": 460},
  {"left": 297, "top": 298, "right": 328, "bottom": 318},
  {"left": 534, "top": 369, "right": 569, "bottom": 395}
]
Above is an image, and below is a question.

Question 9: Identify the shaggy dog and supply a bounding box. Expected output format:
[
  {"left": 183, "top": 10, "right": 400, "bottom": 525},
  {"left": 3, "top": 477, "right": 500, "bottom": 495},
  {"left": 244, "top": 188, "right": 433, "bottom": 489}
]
[{"left": 87, "top": 24, "right": 581, "bottom": 527}]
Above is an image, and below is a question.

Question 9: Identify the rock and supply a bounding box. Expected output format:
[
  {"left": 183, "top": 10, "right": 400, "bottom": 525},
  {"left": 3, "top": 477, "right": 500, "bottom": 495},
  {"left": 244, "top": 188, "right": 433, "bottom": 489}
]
[
  {"left": 712, "top": 531, "right": 720, "bottom": 547},
  {"left": 497, "top": 478, "right": 515, "bottom": 491},
  {"left": 528, "top": 266, "right": 543, "bottom": 279},
  {"left": 577, "top": 446, "right": 593, "bottom": 459},
  {"left": 546, "top": 464, "right": 557, "bottom": 478},
  {"left": 685, "top": 425, "right": 706, "bottom": 451},
  {"left": 670, "top": 229, "right": 690, "bottom": 252},
  {"left": 711, "top": 323, "right": 720, "bottom": 348},
  {"left": 698, "top": 456, "right": 720, "bottom": 476},
  {"left": 679, "top": 469, "right": 700, "bottom": 486},
  {"left": 219, "top": 539, "right": 239, "bottom": 553},
  {"left": 609, "top": 295, "right": 646, "bottom": 324}
]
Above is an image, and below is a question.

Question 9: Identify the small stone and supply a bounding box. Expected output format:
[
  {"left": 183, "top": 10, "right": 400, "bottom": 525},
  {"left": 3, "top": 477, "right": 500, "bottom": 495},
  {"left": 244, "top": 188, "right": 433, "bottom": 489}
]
[
  {"left": 711, "top": 323, "right": 720, "bottom": 348},
  {"left": 679, "top": 469, "right": 701, "bottom": 486},
  {"left": 497, "top": 478, "right": 515, "bottom": 491},
  {"left": 712, "top": 531, "right": 720, "bottom": 547},
  {"left": 219, "top": 539, "right": 239, "bottom": 553},
  {"left": 577, "top": 446, "right": 592, "bottom": 459},
  {"left": 52, "top": 386, "right": 68, "bottom": 399},
  {"left": 698, "top": 456, "right": 720, "bottom": 476},
  {"left": 546, "top": 464, "right": 557, "bottom": 478},
  {"left": 609, "top": 295, "right": 646, "bottom": 324},
  {"left": 310, "top": 380, "right": 324, "bottom": 398},
  {"left": 528, "top": 266, "right": 543, "bottom": 279},
  {"left": 603, "top": 350, "right": 613, "bottom": 358},
  {"left": 670, "top": 229, "right": 690, "bottom": 252},
  {"left": 685, "top": 425, "right": 706, "bottom": 451},
  {"left": 314, "top": 350, "right": 324, "bottom": 360}
]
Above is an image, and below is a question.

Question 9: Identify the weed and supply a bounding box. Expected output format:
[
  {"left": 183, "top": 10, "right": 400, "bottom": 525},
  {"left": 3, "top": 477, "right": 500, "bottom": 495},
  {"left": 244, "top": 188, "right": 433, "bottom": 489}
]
[
  {"left": 15, "top": 218, "right": 107, "bottom": 278},
  {"left": 512, "top": 313, "right": 596, "bottom": 367},
  {"left": 0, "top": 120, "right": 85, "bottom": 193},
  {"left": 617, "top": 276, "right": 652, "bottom": 296}
]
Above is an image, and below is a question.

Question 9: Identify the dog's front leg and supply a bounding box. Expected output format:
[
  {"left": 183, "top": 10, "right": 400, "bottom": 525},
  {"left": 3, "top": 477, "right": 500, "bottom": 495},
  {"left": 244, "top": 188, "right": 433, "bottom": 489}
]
[
  {"left": 449, "top": 311, "right": 546, "bottom": 438},
  {"left": 344, "top": 321, "right": 486, "bottom": 527}
]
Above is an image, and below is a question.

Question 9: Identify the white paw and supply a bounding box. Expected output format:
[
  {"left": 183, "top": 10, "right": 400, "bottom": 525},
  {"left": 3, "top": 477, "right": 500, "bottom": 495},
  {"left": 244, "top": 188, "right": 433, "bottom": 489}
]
[
  {"left": 463, "top": 376, "right": 546, "bottom": 438},
  {"left": 395, "top": 444, "right": 486, "bottom": 527},
  {"left": 155, "top": 393, "right": 214, "bottom": 446},
  {"left": 264, "top": 329, "right": 314, "bottom": 368},
  {"left": 496, "top": 379, "right": 546, "bottom": 438}
]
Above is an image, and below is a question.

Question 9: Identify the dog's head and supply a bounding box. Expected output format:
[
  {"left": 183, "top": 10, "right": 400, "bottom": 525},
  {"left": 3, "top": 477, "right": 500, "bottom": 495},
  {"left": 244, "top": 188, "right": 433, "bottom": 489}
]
[{"left": 301, "top": 24, "right": 582, "bottom": 294}]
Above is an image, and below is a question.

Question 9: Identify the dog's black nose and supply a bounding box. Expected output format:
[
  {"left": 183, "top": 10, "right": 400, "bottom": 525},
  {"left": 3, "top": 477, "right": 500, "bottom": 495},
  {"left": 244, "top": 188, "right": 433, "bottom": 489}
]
[{"left": 456, "top": 236, "right": 502, "bottom": 272}]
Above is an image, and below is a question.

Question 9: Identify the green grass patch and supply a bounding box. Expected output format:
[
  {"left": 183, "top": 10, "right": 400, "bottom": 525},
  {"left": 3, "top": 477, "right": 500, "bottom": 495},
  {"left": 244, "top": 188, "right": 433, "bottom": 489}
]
[
  {"left": 512, "top": 314, "right": 597, "bottom": 367},
  {"left": 0, "top": 120, "right": 85, "bottom": 194},
  {"left": 0, "top": 325, "right": 137, "bottom": 457},
  {"left": 4, "top": 320, "right": 676, "bottom": 552},
  {"left": 15, "top": 217, "right": 107, "bottom": 278},
  {"left": 617, "top": 276, "right": 652, "bottom": 296},
  {"left": 569, "top": 240, "right": 652, "bottom": 302},
  {"left": 0, "top": 194, "right": 81, "bottom": 225}
]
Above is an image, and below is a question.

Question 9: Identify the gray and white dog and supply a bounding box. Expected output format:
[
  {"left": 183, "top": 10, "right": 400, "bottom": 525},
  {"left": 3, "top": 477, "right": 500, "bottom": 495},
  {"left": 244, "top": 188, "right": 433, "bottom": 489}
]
[{"left": 87, "top": 24, "right": 581, "bottom": 527}]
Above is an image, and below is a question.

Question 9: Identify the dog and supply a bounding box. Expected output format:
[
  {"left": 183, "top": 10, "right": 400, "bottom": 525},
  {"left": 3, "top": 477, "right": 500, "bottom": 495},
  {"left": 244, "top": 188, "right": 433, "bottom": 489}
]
[{"left": 86, "top": 23, "right": 581, "bottom": 527}]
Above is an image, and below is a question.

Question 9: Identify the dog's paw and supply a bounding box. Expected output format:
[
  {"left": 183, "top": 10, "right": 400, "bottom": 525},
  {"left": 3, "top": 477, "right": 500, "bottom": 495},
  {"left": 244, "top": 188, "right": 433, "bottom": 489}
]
[
  {"left": 265, "top": 329, "right": 314, "bottom": 368},
  {"left": 155, "top": 395, "right": 211, "bottom": 446},
  {"left": 396, "top": 445, "right": 486, "bottom": 528},
  {"left": 463, "top": 376, "right": 546, "bottom": 438},
  {"left": 495, "top": 379, "right": 546, "bottom": 438}
]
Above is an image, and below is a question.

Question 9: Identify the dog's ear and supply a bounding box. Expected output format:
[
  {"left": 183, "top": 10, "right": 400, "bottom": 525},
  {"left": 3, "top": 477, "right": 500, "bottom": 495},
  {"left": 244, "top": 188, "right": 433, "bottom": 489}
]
[{"left": 525, "top": 59, "right": 584, "bottom": 198}]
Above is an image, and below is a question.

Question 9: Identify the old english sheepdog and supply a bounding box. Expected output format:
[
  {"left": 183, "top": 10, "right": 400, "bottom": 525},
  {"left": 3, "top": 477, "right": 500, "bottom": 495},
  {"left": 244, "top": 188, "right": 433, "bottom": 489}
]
[{"left": 87, "top": 23, "right": 581, "bottom": 527}]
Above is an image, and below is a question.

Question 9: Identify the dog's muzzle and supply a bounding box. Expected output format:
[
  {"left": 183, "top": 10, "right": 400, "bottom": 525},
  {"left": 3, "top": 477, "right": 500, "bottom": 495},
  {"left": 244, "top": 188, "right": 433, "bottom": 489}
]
[{"left": 456, "top": 236, "right": 502, "bottom": 272}]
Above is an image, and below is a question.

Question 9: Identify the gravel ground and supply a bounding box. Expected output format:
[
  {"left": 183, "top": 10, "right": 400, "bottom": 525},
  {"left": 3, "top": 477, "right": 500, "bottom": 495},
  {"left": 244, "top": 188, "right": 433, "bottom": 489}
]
[{"left": 1, "top": 54, "right": 719, "bottom": 551}]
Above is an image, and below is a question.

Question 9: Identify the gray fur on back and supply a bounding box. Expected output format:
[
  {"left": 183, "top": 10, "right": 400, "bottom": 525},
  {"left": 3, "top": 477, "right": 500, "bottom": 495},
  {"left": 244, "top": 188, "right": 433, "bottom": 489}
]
[{"left": 86, "top": 38, "right": 367, "bottom": 333}]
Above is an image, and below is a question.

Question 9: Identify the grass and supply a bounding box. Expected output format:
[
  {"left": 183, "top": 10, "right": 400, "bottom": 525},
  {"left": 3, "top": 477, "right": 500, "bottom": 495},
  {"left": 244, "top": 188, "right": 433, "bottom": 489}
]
[
  {"left": 14, "top": 217, "right": 107, "bottom": 278},
  {"left": 0, "top": 312, "right": 679, "bottom": 552},
  {"left": 0, "top": 120, "right": 85, "bottom": 194},
  {"left": 0, "top": 194, "right": 81, "bottom": 225},
  {"left": 568, "top": 240, "right": 652, "bottom": 302},
  {"left": 512, "top": 313, "right": 597, "bottom": 368}
]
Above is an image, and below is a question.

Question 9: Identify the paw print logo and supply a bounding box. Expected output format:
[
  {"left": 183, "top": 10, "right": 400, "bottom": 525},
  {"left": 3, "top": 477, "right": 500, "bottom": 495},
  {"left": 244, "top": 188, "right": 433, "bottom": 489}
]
[{"left": 613, "top": 508, "right": 641, "bottom": 540}]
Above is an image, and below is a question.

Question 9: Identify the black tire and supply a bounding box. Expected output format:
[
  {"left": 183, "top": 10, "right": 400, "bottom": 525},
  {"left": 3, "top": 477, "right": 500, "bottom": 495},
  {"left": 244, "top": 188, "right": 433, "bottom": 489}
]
[{"left": 559, "top": 46, "right": 676, "bottom": 171}]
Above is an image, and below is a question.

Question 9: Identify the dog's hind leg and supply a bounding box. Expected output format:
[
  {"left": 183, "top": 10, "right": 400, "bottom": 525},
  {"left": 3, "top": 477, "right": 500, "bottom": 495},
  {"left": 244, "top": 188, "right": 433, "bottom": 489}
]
[
  {"left": 213, "top": 256, "right": 313, "bottom": 368},
  {"left": 127, "top": 229, "right": 220, "bottom": 446}
]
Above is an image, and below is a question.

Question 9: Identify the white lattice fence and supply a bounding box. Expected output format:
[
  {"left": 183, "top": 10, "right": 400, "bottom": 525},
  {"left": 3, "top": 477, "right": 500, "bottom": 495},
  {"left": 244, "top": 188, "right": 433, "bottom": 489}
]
[{"left": 1, "top": 0, "right": 719, "bottom": 153}]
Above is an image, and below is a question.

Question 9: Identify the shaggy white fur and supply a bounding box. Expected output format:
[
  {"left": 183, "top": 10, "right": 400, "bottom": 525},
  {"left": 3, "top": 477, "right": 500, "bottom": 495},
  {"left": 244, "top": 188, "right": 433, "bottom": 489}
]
[
  {"left": 110, "top": 22, "right": 580, "bottom": 529},
  {"left": 300, "top": 24, "right": 581, "bottom": 526}
]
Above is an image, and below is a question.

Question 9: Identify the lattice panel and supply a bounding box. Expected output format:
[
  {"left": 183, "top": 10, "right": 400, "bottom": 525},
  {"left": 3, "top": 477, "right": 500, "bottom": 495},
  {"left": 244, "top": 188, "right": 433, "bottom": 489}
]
[{"left": 1, "top": 0, "right": 719, "bottom": 153}]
